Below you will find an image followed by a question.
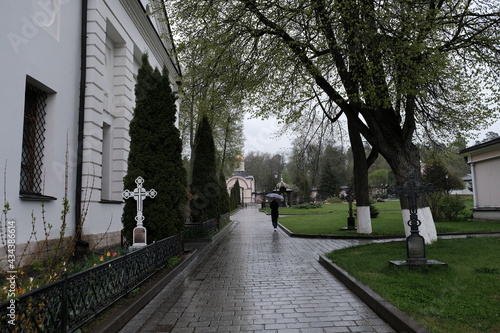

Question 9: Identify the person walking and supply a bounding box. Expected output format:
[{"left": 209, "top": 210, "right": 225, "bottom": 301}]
[{"left": 270, "top": 197, "right": 279, "bottom": 230}]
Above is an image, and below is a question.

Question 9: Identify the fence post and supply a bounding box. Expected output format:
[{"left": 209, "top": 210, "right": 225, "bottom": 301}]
[
  {"left": 155, "top": 241, "right": 159, "bottom": 270},
  {"left": 123, "top": 251, "right": 129, "bottom": 295},
  {"left": 61, "top": 274, "right": 68, "bottom": 333}
]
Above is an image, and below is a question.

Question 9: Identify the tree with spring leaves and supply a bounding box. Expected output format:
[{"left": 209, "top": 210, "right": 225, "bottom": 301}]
[
  {"left": 167, "top": 0, "right": 500, "bottom": 243},
  {"left": 175, "top": 38, "right": 245, "bottom": 181}
]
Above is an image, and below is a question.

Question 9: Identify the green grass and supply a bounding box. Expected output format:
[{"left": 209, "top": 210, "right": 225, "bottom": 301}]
[
  {"left": 272, "top": 200, "right": 500, "bottom": 332},
  {"left": 270, "top": 200, "right": 500, "bottom": 236},
  {"left": 326, "top": 237, "right": 500, "bottom": 333}
]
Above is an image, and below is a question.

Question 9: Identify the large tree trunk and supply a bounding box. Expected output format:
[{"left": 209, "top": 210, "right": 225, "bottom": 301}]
[
  {"left": 335, "top": 90, "right": 438, "bottom": 243},
  {"left": 383, "top": 141, "right": 437, "bottom": 244},
  {"left": 348, "top": 120, "right": 372, "bottom": 234}
]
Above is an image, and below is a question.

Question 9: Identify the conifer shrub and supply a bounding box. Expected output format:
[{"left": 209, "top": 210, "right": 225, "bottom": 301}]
[
  {"left": 230, "top": 179, "right": 241, "bottom": 210},
  {"left": 190, "top": 116, "right": 220, "bottom": 222},
  {"left": 218, "top": 170, "right": 230, "bottom": 215},
  {"left": 122, "top": 54, "right": 187, "bottom": 243}
]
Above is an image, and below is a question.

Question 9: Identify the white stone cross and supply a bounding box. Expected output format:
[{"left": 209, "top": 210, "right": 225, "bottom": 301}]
[{"left": 123, "top": 176, "right": 157, "bottom": 226}]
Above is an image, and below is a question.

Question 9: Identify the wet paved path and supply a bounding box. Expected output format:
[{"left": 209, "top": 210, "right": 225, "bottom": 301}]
[{"left": 120, "top": 205, "right": 395, "bottom": 332}]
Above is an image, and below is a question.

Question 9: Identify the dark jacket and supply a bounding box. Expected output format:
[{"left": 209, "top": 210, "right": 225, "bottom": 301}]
[{"left": 270, "top": 200, "right": 279, "bottom": 219}]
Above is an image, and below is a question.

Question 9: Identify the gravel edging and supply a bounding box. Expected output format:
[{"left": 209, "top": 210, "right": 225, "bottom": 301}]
[{"left": 318, "top": 255, "right": 430, "bottom": 333}]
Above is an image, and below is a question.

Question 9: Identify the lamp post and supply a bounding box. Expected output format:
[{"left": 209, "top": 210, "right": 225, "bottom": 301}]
[{"left": 273, "top": 171, "right": 278, "bottom": 191}]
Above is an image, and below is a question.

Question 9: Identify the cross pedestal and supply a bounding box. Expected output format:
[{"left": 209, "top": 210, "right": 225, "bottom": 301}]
[{"left": 123, "top": 176, "right": 157, "bottom": 249}]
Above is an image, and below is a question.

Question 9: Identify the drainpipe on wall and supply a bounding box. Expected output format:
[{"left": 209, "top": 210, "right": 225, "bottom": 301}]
[{"left": 75, "top": 0, "right": 89, "bottom": 254}]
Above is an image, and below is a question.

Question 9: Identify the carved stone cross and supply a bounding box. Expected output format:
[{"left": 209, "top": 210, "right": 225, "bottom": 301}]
[{"left": 123, "top": 176, "right": 157, "bottom": 248}]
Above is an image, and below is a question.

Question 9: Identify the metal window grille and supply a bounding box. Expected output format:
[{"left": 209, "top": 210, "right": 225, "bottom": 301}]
[{"left": 20, "top": 83, "right": 47, "bottom": 195}]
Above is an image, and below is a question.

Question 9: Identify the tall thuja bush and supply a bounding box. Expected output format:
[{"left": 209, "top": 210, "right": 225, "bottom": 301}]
[
  {"left": 122, "top": 54, "right": 187, "bottom": 243},
  {"left": 218, "top": 170, "right": 230, "bottom": 215},
  {"left": 230, "top": 179, "right": 241, "bottom": 210},
  {"left": 190, "top": 115, "right": 220, "bottom": 222}
]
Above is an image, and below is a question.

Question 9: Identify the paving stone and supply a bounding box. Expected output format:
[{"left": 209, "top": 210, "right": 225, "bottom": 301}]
[{"left": 119, "top": 206, "right": 395, "bottom": 333}]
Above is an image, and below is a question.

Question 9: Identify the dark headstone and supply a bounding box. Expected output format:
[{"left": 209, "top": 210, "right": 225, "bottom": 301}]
[
  {"left": 406, "top": 234, "right": 426, "bottom": 264},
  {"left": 133, "top": 226, "right": 146, "bottom": 244}
]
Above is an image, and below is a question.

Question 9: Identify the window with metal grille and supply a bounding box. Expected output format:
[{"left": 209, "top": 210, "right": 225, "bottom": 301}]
[{"left": 20, "top": 83, "right": 47, "bottom": 195}]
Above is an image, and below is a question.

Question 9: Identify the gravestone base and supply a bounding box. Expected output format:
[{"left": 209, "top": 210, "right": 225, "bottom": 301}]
[
  {"left": 341, "top": 226, "right": 357, "bottom": 230},
  {"left": 131, "top": 226, "right": 147, "bottom": 250},
  {"left": 389, "top": 233, "right": 447, "bottom": 269},
  {"left": 389, "top": 259, "right": 448, "bottom": 269}
]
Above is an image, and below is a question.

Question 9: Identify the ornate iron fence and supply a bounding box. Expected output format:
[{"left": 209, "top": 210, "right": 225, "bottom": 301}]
[
  {"left": 184, "top": 218, "right": 217, "bottom": 238},
  {"left": 184, "top": 213, "right": 231, "bottom": 239},
  {"left": 0, "top": 234, "right": 182, "bottom": 332},
  {"left": 219, "top": 213, "right": 230, "bottom": 226}
]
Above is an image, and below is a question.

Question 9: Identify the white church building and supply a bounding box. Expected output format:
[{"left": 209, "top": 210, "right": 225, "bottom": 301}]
[
  {"left": 226, "top": 158, "right": 256, "bottom": 205},
  {"left": 0, "top": 0, "right": 181, "bottom": 267}
]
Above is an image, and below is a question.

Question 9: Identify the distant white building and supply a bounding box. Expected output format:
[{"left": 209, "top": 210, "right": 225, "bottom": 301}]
[
  {"left": 226, "top": 157, "right": 255, "bottom": 204},
  {"left": 0, "top": 0, "right": 181, "bottom": 267},
  {"left": 460, "top": 138, "right": 500, "bottom": 220}
]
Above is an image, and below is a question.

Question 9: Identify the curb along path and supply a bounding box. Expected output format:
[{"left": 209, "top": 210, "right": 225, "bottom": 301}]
[{"left": 119, "top": 205, "right": 395, "bottom": 333}]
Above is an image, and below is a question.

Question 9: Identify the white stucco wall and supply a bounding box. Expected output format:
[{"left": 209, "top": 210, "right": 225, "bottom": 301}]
[
  {"left": 462, "top": 139, "right": 500, "bottom": 220},
  {"left": 0, "top": 1, "right": 181, "bottom": 266},
  {"left": 473, "top": 158, "right": 500, "bottom": 208},
  {"left": 0, "top": 1, "right": 81, "bottom": 247},
  {"left": 81, "top": 0, "right": 180, "bottom": 241}
]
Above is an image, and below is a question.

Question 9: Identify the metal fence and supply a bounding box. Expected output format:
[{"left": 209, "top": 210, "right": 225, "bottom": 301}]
[
  {"left": 184, "top": 218, "right": 217, "bottom": 238},
  {"left": 0, "top": 234, "right": 182, "bottom": 332},
  {"left": 184, "top": 213, "right": 230, "bottom": 239},
  {"left": 220, "top": 213, "right": 230, "bottom": 226}
]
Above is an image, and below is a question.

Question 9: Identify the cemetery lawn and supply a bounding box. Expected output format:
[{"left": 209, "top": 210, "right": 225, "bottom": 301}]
[
  {"left": 273, "top": 200, "right": 500, "bottom": 235},
  {"left": 326, "top": 237, "right": 500, "bottom": 333}
]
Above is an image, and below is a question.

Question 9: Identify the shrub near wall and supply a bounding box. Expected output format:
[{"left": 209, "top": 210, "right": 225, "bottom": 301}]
[{"left": 427, "top": 193, "right": 467, "bottom": 221}]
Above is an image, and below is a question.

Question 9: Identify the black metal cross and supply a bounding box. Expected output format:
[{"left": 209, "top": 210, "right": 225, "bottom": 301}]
[
  {"left": 345, "top": 189, "right": 355, "bottom": 230},
  {"left": 388, "top": 167, "right": 435, "bottom": 235}
]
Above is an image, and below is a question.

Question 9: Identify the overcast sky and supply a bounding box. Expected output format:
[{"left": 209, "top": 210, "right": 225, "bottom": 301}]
[
  {"left": 469, "top": 121, "right": 500, "bottom": 144},
  {"left": 243, "top": 116, "right": 500, "bottom": 156},
  {"left": 243, "top": 115, "right": 293, "bottom": 156}
]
